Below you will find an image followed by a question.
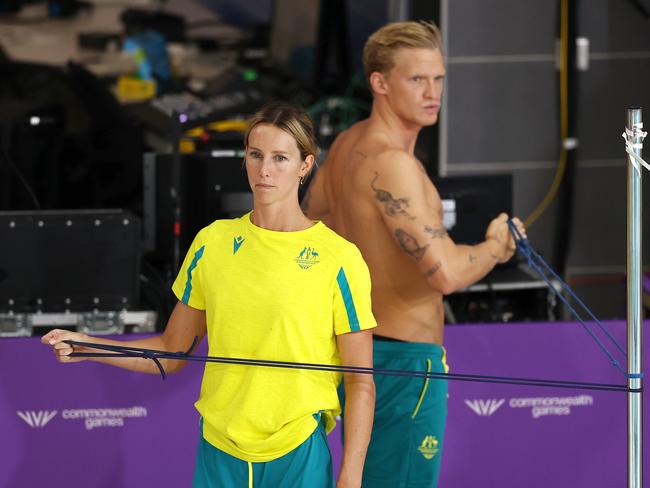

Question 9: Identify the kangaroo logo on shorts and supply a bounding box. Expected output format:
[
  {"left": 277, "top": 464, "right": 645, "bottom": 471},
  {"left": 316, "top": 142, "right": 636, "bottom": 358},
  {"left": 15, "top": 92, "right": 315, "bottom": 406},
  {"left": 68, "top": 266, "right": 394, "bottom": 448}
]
[
  {"left": 417, "top": 435, "right": 439, "bottom": 460},
  {"left": 295, "top": 246, "right": 320, "bottom": 269}
]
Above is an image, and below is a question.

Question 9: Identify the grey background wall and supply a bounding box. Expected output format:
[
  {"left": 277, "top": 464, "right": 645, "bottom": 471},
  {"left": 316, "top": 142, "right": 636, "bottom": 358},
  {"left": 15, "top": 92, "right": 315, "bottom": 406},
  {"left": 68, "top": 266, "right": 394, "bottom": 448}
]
[
  {"left": 99, "top": 0, "right": 648, "bottom": 320},
  {"left": 201, "top": 0, "right": 650, "bottom": 319},
  {"left": 439, "top": 0, "right": 650, "bottom": 319}
]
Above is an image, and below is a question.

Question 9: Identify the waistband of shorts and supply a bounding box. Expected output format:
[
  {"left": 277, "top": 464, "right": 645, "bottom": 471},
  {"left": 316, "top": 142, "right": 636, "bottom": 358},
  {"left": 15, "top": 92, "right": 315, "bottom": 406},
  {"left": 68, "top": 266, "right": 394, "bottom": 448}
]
[{"left": 372, "top": 338, "right": 445, "bottom": 358}]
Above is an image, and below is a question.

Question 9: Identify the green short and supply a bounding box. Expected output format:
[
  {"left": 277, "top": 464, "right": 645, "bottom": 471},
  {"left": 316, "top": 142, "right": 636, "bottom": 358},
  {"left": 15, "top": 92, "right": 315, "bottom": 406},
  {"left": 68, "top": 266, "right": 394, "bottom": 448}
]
[
  {"left": 341, "top": 338, "right": 449, "bottom": 488},
  {"left": 193, "top": 415, "right": 334, "bottom": 488}
]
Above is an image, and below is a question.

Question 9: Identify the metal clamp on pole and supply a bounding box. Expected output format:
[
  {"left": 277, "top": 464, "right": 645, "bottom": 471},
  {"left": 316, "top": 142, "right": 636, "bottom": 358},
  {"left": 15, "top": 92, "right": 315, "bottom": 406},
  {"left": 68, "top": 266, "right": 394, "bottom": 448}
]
[{"left": 625, "top": 107, "right": 644, "bottom": 488}]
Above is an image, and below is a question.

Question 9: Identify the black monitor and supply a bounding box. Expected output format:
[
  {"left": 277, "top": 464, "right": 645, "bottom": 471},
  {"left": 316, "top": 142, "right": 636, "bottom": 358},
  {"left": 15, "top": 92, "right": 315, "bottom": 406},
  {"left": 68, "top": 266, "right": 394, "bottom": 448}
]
[
  {"left": 433, "top": 174, "right": 513, "bottom": 245},
  {"left": 142, "top": 151, "right": 252, "bottom": 262}
]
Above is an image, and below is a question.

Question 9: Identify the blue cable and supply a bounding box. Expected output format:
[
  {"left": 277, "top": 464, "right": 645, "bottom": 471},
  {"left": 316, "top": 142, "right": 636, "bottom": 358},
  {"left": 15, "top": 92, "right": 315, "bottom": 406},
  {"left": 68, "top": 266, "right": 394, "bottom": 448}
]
[
  {"left": 65, "top": 339, "right": 638, "bottom": 392},
  {"left": 507, "top": 220, "right": 642, "bottom": 379}
]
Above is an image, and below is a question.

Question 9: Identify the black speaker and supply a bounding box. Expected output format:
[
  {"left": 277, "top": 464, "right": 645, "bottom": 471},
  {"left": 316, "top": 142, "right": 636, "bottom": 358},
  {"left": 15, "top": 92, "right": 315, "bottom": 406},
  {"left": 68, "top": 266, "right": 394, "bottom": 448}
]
[{"left": 0, "top": 209, "right": 140, "bottom": 313}]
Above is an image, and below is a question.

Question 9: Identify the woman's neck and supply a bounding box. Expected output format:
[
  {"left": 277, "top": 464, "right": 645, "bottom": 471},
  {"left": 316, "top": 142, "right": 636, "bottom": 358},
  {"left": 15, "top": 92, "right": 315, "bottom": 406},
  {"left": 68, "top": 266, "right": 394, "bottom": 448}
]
[{"left": 250, "top": 202, "right": 313, "bottom": 232}]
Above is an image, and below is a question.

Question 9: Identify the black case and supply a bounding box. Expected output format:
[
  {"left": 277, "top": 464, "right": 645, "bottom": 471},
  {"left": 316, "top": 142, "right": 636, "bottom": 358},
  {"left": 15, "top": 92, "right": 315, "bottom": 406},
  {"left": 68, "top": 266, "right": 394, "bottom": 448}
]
[{"left": 0, "top": 209, "right": 140, "bottom": 313}]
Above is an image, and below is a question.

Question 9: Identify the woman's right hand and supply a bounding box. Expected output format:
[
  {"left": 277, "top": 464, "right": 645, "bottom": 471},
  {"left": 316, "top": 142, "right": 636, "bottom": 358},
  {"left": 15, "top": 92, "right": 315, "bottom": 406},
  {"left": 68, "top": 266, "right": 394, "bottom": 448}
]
[{"left": 41, "top": 329, "right": 93, "bottom": 364}]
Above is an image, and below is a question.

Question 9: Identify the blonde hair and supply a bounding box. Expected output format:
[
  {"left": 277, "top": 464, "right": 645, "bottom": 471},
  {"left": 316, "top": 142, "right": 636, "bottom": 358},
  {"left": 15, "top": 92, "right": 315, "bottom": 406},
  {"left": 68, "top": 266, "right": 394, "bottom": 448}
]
[
  {"left": 363, "top": 20, "right": 442, "bottom": 80},
  {"left": 245, "top": 102, "right": 320, "bottom": 161}
]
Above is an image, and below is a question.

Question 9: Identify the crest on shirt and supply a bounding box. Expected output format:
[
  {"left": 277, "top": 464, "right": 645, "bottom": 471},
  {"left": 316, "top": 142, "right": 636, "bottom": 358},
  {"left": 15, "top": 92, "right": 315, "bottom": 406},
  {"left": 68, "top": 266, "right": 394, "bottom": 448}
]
[
  {"left": 295, "top": 246, "right": 320, "bottom": 269},
  {"left": 417, "top": 435, "right": 439, "bottom": 460}
]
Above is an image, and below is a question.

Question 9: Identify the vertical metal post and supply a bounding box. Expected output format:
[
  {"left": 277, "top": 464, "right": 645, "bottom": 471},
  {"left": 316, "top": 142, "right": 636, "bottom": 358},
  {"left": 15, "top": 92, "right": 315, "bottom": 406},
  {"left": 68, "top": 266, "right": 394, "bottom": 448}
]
[
  {"left": 387, "top": 0, "right": 410, "bottom": 22},
  {"left": 626, "top": 107, "right": 643, "bottom": 488},
  {"left": 438, "top": 0, "right": 449, "bottom": 177},
  {"left": 171, "top": 112, "right": 182, "bottom": 275}
]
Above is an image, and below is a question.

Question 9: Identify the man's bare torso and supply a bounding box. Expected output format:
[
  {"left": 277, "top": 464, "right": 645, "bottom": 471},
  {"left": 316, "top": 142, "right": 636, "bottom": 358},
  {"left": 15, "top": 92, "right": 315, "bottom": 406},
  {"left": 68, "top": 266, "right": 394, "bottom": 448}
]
[{"left": 313, "top": 120, "right": 444, "bottom": 344}]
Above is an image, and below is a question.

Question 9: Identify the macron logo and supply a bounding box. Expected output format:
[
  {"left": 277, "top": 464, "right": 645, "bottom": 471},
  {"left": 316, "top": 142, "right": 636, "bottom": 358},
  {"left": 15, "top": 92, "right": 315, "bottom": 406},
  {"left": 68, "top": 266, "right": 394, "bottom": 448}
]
[
  {"left": 17, "top": 410, "right": 58, "bottom": 428},
  {"left": 233, "top": 236, "right": 245, "bottom": 254},
  {"left": 465, "top": 399, "right": 505, "bottom": 417}
]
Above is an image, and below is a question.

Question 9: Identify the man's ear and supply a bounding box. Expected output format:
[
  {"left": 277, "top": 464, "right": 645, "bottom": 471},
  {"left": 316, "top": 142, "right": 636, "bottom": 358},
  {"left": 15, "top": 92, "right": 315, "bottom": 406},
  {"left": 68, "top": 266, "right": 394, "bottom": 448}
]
[{"left": 369, "top": 71, "right": 389, "bottom": 96}]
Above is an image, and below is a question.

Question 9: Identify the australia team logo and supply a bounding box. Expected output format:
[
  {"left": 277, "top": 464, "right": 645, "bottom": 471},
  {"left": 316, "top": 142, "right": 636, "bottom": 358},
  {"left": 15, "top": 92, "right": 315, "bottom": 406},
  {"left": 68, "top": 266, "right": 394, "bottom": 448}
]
[
  {"left": 417, "top": 435, "right": 439, "bottom": 460},
  {"left": 295, "top": 246, "right": 320, "bottom": 269}
]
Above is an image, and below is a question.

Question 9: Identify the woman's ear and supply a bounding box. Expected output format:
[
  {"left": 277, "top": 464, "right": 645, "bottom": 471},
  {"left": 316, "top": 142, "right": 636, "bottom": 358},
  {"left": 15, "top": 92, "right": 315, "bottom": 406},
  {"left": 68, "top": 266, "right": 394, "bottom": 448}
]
[{"left": 301, "top": 154, "right": 315, "bottom": 178}]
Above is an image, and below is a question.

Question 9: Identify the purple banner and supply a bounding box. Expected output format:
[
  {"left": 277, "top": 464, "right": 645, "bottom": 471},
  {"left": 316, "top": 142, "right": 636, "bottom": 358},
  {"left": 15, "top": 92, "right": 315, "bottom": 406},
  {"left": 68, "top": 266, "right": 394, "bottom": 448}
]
[
  {"left": 1, "top": 321, "right": 648, "bottom": 487},
  {"left": 438, "top": 320, "right": 648, "bottom": 487},
  {"left": 1, "top": 335, "right": 203, "bottom": 487}
]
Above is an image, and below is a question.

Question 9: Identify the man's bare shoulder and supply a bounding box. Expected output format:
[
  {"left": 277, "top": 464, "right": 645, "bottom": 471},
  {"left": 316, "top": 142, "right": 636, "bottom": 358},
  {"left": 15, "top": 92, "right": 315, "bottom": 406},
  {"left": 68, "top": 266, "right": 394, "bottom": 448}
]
[
  {"left": 352, "top": 146, "right": 422, "bottom": 190},
  {"left": 325, "top": 122, "right": 424, "bottom": 194},
  {"left": 337, "top": 126, "right": 412, "bottom": 170},
  {"left": 372, "top": 147, "right": 419, "bottom": 170}
]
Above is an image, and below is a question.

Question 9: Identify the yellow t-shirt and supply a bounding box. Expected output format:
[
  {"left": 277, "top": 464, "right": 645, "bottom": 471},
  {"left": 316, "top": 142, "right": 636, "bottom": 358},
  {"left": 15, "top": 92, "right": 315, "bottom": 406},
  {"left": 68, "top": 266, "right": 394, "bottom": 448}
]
[{"left": 172, "top": 212, "right": 376, "bottom": 462}]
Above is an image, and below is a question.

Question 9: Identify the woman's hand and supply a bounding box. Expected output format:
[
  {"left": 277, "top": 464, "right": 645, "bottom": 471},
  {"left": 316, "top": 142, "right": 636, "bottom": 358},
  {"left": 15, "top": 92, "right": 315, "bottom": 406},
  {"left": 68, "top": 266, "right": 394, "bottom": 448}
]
[{"left": 41, "top": 329, "right": 95, "bottom": 363}]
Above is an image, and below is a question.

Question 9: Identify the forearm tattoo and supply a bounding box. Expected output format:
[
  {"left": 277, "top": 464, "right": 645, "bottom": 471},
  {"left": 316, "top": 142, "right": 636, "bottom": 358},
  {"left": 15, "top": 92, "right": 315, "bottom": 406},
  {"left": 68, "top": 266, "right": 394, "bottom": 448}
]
[
  {"left": 424, "top": 261, "right": 442, "bottom": 278},
  {"left": 395, "top": 229, "right": 428, "bottom": 262},
  {"left": 371, "top": 172, "right": 415, "bottom": 220},
  {"left": 424, "top": 225, "right": 447, "bottom": 239},
  {"left": 469, "top": 254, "right": 477, "bottom": 263}
]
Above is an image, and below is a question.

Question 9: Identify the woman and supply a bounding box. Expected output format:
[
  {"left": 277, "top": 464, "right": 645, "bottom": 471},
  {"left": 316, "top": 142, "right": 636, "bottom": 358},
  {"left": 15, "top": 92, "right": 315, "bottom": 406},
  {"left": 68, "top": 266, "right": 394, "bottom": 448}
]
[{"left": 43, "top": 102, "right": 376, "bottom": 488}]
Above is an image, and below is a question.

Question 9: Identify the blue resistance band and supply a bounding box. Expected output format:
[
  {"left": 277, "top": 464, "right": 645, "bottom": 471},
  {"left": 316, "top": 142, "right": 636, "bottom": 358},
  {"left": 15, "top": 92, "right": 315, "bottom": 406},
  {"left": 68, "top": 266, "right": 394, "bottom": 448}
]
[
  {"left": 507, "top": 220, "right": 643, "bottom": 380},
  {"left": 61, "top": 224, "right": 644, "bottom": 391},
  {"left": 64, "top": 339, "right": 640, "bottom": 393}
]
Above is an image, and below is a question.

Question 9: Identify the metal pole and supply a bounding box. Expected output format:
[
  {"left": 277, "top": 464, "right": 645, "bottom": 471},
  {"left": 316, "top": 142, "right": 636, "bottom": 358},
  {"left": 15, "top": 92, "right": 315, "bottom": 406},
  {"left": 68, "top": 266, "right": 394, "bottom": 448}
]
[
  {"left": 387, "top": 0, "right": 410, "bottom": 22},
  {"left": 171, "top": 112, "right": 182, "bottom": 275},
  {"left": 626, "top": 107, "right": 643, "bottom": 488}
]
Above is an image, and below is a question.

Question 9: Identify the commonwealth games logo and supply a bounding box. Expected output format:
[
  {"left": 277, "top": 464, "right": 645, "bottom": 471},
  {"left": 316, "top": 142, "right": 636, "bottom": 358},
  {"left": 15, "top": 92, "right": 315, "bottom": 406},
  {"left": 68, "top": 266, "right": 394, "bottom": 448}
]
[
  {"left": 465, "top": 398, "right": 506, "bottom": 417},
  {"left": 295, "top": 246, "right": 320, "bottom": 269},
  {"left": 17, "top": 410, "right": 58, "bottom": 428},
  {"left": 417, "top": 435, "right": 439, "bottom": 460}
]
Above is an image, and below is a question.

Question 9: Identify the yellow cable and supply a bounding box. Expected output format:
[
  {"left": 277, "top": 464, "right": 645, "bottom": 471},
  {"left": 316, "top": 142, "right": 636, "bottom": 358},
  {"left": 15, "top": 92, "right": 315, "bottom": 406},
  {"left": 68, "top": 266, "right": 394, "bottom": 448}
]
[{"left": 525, "top": 0, "right": 569, "bottom": 227}]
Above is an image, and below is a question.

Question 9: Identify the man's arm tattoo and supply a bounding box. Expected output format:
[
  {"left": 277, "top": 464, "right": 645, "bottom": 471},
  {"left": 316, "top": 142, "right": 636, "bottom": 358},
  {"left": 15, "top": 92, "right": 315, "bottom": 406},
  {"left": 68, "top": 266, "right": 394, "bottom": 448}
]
[
  {"left": 424, "top": 224, "right": 447, "bottom": 239},
  {"left": 423, "top": 261, "right": 442, "bottom": 278},
  {"left": 394, "top": 229, "right": 428, "bottom": 262},
  {"left": 371, "top": 172, "right": 415, "bottom": 220},
  {"left": 469, "top": 254, "right": 477, "bottom": 263}
]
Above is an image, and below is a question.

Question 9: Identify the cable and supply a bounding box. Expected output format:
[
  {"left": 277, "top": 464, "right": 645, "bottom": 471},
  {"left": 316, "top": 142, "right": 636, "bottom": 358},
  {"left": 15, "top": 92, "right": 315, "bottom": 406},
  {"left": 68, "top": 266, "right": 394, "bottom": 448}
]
[
  {"left": 627, "top": 0, "right": 650, "bottom": 21},
  {"left": 524, "top": 0, "right": 569, "bottom": 227},
  {"left": 0, "top": 142, "right": 41, "bottom": 210},
  {"left": 507, "top": 220, "right": 641, "bottom": 381},
  {"left": 64, "top": 339, "right": 639, "bottom": 393}
]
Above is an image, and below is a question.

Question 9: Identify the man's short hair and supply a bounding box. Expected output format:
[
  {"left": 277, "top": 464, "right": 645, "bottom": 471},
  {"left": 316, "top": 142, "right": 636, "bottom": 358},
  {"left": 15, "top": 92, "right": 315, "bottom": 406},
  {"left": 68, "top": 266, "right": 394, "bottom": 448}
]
[{"left": 363, "top": 20, "right": 442, "bottom": 80}]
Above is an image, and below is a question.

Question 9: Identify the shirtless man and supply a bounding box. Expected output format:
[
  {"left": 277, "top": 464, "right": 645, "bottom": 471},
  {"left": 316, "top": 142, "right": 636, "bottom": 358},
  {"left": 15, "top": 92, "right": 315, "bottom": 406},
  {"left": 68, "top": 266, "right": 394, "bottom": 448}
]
[{"left": 302, "top": 21, "right": 526, "bottom": 487}]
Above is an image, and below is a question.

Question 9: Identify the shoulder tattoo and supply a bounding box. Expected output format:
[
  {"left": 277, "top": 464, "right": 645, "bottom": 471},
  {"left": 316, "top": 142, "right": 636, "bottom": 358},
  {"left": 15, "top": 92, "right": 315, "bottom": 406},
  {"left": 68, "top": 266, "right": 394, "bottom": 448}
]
[
  {"left": 371, "top": 172, "right": 415, "bottom": 220},
  {"left": 394, "top": 229, "right": 428, "bottom": 262}
]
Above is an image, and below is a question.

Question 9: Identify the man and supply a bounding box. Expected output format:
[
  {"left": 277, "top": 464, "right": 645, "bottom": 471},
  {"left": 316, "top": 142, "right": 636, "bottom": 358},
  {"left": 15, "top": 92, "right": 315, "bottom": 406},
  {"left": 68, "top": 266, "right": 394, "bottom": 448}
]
[{"left": 302, "top": 21, "right": 525, "bottom": 487}]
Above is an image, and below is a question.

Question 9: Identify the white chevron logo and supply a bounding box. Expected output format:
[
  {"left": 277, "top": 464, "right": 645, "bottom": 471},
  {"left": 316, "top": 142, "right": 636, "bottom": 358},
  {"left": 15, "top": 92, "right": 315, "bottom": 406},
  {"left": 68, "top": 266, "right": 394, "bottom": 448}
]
[
  {"left": 465, "top": 399, "right": 505, "bottom": 417},
  {"left": 17, "top": 410, "right": 58, "bottom": 428}
]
